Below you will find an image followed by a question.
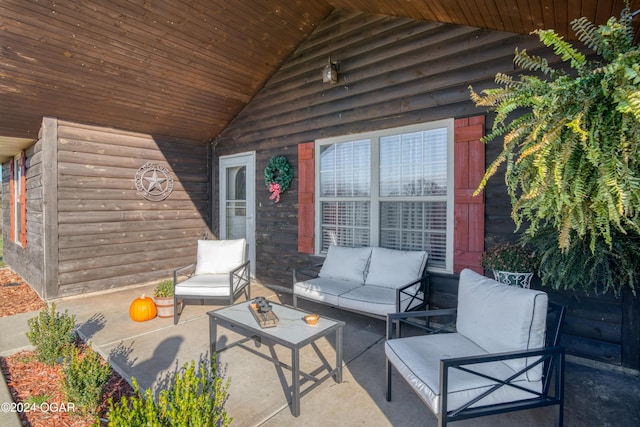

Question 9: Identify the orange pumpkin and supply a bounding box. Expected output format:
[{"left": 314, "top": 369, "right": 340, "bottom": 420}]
[{"left": 129, "top": 294, "right": 157, "bottom": 322}]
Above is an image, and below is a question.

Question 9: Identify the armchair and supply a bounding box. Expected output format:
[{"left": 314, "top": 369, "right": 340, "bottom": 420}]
[
  {"left": 385, "top": 269, "right": 566, "bottom": 426},
  {"left": 173, "top": 239, "right": 250, "bottom": 325}
]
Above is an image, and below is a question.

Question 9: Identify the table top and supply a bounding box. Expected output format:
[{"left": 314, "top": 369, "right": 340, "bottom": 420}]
[{"left": 208, "top": 301, "right": 344, "bottom": 347}]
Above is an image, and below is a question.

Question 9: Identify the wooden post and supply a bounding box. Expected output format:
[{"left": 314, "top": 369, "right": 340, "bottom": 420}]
[
  {"left": 41, "top": 117, "right": 59, "bottom": 300},
  {"left": 621, "top": 285, "right": 640, "bottom": 370}
]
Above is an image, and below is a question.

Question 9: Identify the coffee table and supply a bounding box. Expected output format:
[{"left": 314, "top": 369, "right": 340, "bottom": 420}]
[{"left": 208, "top": 300, "right": 345, "bottom": 417}]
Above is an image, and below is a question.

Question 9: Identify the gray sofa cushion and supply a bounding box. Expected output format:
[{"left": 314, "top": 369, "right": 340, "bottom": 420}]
[
  {"left": 364, "top": 247, "right": 428, "bottom": 289},
  {"left": 293, "top": 277, "right": 362, "bottom": 307},
  {"left": 318, "top": 245, "right": 372, "bottom": 283}
]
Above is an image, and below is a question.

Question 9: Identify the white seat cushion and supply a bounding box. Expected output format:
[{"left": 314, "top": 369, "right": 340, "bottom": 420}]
[
  {"left": 456, "top": 269, "right": 548, "bottom": 379},
  {"left": 364, "top": 247, "right": 427, "bottom": 289},
  {"left": 175, "top": 274, "right": 234, "bottom": 297},
  {"left": 385, "top": 333, "right": 542, "bottom": 414},
  {"left": 293, "top": 277, "right": 362, "bottom": 307},
  {"left": 318, "top": 245, "right": 372, "bottom": 283},
  {"left": 195, "top": 239, "right": 246, "bottom": 275},
  {"left": 338, "top": 285, "right": 422, "bottom": 317}
]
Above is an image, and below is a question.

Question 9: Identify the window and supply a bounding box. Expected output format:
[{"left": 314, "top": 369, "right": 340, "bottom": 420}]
[
  {"left": 316, "top": 119, "right": 454, "bottom": 272},
  {"left": 10, "top": 151, "right": 27, "bottom": 247}
]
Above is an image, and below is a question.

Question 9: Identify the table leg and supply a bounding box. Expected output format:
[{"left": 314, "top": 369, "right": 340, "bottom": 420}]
[
  {"left": 292, "top": 347, "right": 300, "bottom": 417},
  {"left": 335, "top": 325, "right": 343, "bottom": 383},
  {"left": 209, "top": 316, "right": 218, "bottom": 362}
]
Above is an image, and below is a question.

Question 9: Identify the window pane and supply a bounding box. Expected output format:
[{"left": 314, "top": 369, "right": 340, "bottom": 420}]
[
  {"left": 320, "top": 140, "right": 370, "bottom": 197},
  {"left": 380, "top": 127, "right": 448, "bottom": 197},
  {"left": 321, "top": 201, "right": 370, "bottom": 251},
  {"left": 380, "top": 201, "right": 447, "bottom": 269}
]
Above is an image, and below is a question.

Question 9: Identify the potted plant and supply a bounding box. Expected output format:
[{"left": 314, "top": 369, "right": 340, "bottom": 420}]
[
  {"left": 153, "top": 279, "right": 174, "bottom": 318},
  {"left": 469, "top": 7, "right": 640, "bottom": 254},
  {"left": 480, "top": 241, "right": 538, "bottom": 288}
]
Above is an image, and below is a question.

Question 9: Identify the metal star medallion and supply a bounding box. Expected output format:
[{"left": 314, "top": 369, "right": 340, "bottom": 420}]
[{"left": 135, "top": 162, "right": 174, "bottom": 201}]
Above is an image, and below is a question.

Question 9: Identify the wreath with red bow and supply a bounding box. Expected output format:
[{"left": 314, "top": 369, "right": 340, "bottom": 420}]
[{"left": 264, "top": 155, "right": 293, "bottom": 203}]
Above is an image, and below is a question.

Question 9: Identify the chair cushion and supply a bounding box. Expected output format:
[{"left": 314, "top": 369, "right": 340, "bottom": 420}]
[
  {"left": 175, "top": 274, "right": 234, "bottom": 297},
  {"left": 456, "top": 269, "right": 548, "bottom": 379},
  {"left": 195, "top": 239, "right": 246, "bottom": 275},
  {"left": 364, "top": 247, "right": 427, "bottom": 289},
  {"left": 338, "top": 284, "right": 422, "bottom": 317},
  {"left": 294, "top": 277, "right": 362, "bottom": 307},
  {"left": 385, "top": 333, "right": 542, "bottom": 414},
  {"left": 318, "top": 245, "right": 372, "bottom": 283}
]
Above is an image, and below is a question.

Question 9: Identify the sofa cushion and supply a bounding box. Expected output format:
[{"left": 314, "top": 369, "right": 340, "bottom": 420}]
[
  {"left": 364, "top": 247, "right": 428, "bottom": 289},
  {"left": 385, "top": 333, "right": 541, "bottom": 414},
  {"left": 338, "top": 284, "right": 423, "bottom": 317},
  {"left": 294, "top": 277, "right": 362, "bottom": 307},
  {"left": 456, "top": 269, "right": 548, "bottom": 379},
  {"left": 195, "top": 239, "right": 246, "bottom": 275},
  {"left": 318, "top": 245, "right": 372, "bottom": 283}
]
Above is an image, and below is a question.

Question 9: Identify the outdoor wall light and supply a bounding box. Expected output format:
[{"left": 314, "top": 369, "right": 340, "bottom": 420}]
[{"left": 323, "top": 57, "right": 339, "bottom": 84}]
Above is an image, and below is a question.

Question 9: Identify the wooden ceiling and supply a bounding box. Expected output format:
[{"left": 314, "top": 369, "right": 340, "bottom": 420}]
[{"left": 1, "top": 0, "right": 639, "bottom": 159}]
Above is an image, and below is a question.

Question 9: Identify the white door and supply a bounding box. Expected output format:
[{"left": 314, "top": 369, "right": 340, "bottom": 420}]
[{"left": 219, "top": 152, "right": 256, "bottom": 275}]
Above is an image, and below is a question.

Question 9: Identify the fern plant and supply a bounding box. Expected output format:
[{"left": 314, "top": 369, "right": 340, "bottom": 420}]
[{"left": 469, "top": 4, "right": 640, "bottom": 254}]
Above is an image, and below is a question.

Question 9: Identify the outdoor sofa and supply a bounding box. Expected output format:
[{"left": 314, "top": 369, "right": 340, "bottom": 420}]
[{"left": 292, "top": 244, "right": 429, "bottom": 319}]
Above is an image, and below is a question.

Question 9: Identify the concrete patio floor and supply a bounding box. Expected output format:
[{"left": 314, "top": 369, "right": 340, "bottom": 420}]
[{"left": 2, "top": 281, "right": 640, "bottom": 426}]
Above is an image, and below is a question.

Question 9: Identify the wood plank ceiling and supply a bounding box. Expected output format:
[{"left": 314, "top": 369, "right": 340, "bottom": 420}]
[{"left": 1, "top": 0, "right": 639, "bottom": 158}]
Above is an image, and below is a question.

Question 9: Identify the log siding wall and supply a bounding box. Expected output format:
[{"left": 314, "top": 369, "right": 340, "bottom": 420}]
[
  {"left": 215, "top": 11, "right": 635, "bottom": 368},
  {"left": 53, "top": 121, "right": 211, "bottom": 297},
  {"left": 2, "top": 140, "right": 45, "bottom": 296}
]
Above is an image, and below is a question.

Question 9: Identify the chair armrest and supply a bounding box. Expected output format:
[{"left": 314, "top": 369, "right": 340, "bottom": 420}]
[
  {"left": 228, "top": 260, "right": 251, "bottom": 292},
  {"left": 395, "top": 271, "right": 430, "bottom": 312},
  {"left": 440, "top": 346, "right": 565, "bottom": 418},
  {"left": 174, "top": 263, "right": 196, "bottom": 284},
  {"left": 292, "top": 263, "right": 324, "bottom": 283},
  {"left": 229, "top": 259, "right": 250, "bottom": 275},
  {"left": 386, "top": 308, "right": 457, "bottom": 339}
]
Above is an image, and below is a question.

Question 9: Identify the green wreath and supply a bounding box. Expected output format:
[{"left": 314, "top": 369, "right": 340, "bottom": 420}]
[{"left": 264, "top": 155, "right": 293, "bottom": 202}]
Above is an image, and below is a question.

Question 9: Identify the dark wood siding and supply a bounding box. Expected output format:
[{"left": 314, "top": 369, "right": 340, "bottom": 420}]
[
  {"left": 2, "top": 141, "right": 44, "bottom": 297},
  {"left": 54, "top": 120, "right": 210, "bottom": 297},
  {"left": 215, "top": 10, "right": 547, "bottom": 285},
  {"left": 215, "top": 10, "right": 635, "bottom": 368}
]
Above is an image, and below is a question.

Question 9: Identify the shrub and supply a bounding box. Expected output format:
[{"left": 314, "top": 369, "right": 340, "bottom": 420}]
[
  {"left": 61, "top": 344, "right": 112, "bottom": 416},
  {"left": 108, "top": 356, "right": 231, "bottom": 426},
  {"left": 27, "top": 303, "right": 77, "bottom": 365}
]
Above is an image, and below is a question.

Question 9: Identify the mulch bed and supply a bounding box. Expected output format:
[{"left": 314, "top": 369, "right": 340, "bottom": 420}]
[
  {"left": 0, "top": 270, "right": 46, "bottom": 318},
  {"left": 0, "top": 269, "right": 136, "bottom": 426}
]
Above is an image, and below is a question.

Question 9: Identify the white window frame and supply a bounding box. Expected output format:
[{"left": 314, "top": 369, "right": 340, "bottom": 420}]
[{"left": 315, "top": 118, "right": 454, "bottom": 273}]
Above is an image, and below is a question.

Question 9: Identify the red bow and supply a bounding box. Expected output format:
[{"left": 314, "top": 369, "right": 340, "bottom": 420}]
[{"left": 269, "top": 182, "right": 282, "bottom": 203}]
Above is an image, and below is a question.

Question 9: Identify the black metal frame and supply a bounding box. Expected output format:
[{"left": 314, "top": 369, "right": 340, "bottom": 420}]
[
  {"left": 292, "top": 261, "right": 430, "bottom": 319},
  {"left": 386, "top": 302, "right": 567, "bottom": 427},
  {"left": 173, "top": 259, "right": 251, "bottom": 325}
]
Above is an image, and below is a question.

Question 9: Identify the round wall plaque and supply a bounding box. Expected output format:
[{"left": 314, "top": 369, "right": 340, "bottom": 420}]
[{"left": 135, "top": 162, "right": 174, "bottom": 201}]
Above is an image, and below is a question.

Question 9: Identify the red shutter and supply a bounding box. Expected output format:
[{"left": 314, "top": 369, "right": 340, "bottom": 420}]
[
  {"left": 19, "top": 151, "right": 27, "bottom": 247},
  {"left": 454, "top": 116, "right": 485, "bottom": 273},
  {"left": 9, "top": 159, "right": 15, "bottom": 243},
  {"left": 298, "top": 142, "right": 315, "bottom": 253}
]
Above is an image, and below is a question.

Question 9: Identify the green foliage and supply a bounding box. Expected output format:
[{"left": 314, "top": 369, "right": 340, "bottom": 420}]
[
  {"left": 526, "top": 227, "right": 640, "bottom": 296},
  {"left": 27, "top": 303, "right": 77, "bottom": 366},
  {"left": 469, "top": 3, "right": 640, "bottom": 253},
  {"left": 154, "top": 279, "right": 174, "bottom": 298},
  {"left": 107, "top": 357, "right": 231, "bottom": 426},
  {"left": 264, "top": 155, "right": 294, "bottom": 192},
  {"left": 480, "top": 240, "right": 538, "bottom": 272},
  {"left": 61, "top": 344, "right": 112, "bottom": 416}
]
